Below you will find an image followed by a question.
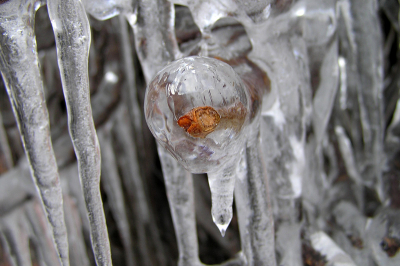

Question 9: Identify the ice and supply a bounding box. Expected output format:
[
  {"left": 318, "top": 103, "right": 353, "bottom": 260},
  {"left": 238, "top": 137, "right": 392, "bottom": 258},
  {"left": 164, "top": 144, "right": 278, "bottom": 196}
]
[
  {"left": 98, "top": 125, "right": 135, "bottom": 266},
  {"left": 311, "top": 231, "right": 357, "bottom": 266},
  {"left": 112, "top": 107, "right": 167, "bottom": 266},
  {"left": 145, "top": 57, "right": 250, "bottom": 233},
  {"left": 0, "top": 110, "right": 13, "bottom": 170},
  {"left": 335, "top": 126, "right": 362, "bottom": 186},
  {"left": 145, "top": 57, "right": 249, "bottom": 173},
  {"left": 82, "top": 0, "right": 133, "bottom": 21},
  {"left": 208, "top": 163, "right": 237, "bottom": 236},
  {"left": 235, "top": 132, "right": 277, "bottom": 265},
  {"left": 118, "top": 15, "right": 144, "bottom": 151},
  {"left": 312, "top": 40, "right": 339, "bottom": 146},
  {"left": 336, "top": 0, "right": 384, "bottom": 198},
  {"left": 331, "top": 201, "right": 373, "bottom": 266},
  {"left": 366, "top": 208, "right": 400, "bottom": 266},
  {"left": 47, "top": 0, "right": 112, "bottom": 265},
  {"left": 0, "top": 0, "right": 397, "bottom": 265},
  {"left": 158, "top": 146, "right": 202, "bottom": 266},
  {"left": 132, "top": 0, "right": 180, "bottom": 82},
  {"left": 0, "top": 1, "right": 69, "bottom": 265}
]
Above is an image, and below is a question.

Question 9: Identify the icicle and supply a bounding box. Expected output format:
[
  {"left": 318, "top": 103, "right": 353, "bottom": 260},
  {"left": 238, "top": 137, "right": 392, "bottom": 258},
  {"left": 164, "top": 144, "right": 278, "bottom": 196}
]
[
  {"left": 0, "top": 110, "right": 13, "bottom": 170},
  {"left": 62, "top": 196, "right": 90, "bottom": 266},
  {"left": 208, "top": 162, "right": 237, "bottom": 236},
  {"left": 118, "top": 16, "right": 144, "bottom": 150},
  {"left": 312, "top": 40, "right": 339, "bottom": 146},
  {"left": 235, "top": 129, "right": 277, "bottom": 265},
  {"left": 0, "top": 232, "right": 16, "bottom": 266},
  {"left": 0, "top": 208, "right": 33, "bottom": 266},
  {"left": 98, "top": 123, "right": 136, "bottom": 266},
  {"left": 60, "top": 164, "right": 91, "bottom": 239},
  {"left": 132, "top": 0, "right": 180, "bottom": 82},
  {"left": 47, "top": 1, "right": 112, "bottom": 265},
  {"left": 158, "top": 146, "right": 202, "bottom": 266},
  {"left": 132, "top": 2, "right": 199, "bottom": 263},
  {"left": 112, "top": 107, "right": 155, "bottom": 266},
  {"left": 0, "top": 162, "right": 34, "bottom": 214},
  {"left": 83, "top": 1, "right": 144, "bottom": 143},
  {"left": 334, "top": 126, "right": 364, "bottom": 209},
  {"left": 0, "top": 1, "right": 69, "bottom": 265},
  {"left": 385, "top": 98, "right": 400, "bottom": 159},
  {"left": 25, "top": 199, "right": 63, "bottom": 266},
  {"left": 334, "top": 126, "right": 362, "bottom": 185},
  {"left": 337, "top": 0, "right": 384, "bottom": 199}
]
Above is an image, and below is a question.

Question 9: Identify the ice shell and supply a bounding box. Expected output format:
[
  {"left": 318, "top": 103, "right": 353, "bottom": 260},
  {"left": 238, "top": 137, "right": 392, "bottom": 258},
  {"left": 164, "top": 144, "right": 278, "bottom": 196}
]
[{"left": 145, "top": 56, "right": 250, "bottom": 174}]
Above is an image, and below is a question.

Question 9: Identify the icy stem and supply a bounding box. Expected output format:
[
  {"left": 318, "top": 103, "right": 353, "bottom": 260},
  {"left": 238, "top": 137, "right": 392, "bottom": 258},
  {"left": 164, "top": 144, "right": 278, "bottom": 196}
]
[
  {"left": 47, "top": 0, "right": 112, "bottom": 265},
  {"left": 0, "top": 1, "right": 69, "bottom": 265}
]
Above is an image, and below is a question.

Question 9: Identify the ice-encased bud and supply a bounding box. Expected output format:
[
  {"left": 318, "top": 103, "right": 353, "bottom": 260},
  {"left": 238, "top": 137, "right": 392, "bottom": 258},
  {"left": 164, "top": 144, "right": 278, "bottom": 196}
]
[{"left": 145, "top": 56, "right": 250, "bottom": 174}]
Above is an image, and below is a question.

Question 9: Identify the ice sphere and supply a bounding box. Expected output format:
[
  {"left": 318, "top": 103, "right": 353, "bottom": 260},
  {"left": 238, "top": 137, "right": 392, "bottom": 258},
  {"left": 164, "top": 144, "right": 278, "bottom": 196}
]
[{"left": 145, "top": 56, "right": 250, "bottom": 174}]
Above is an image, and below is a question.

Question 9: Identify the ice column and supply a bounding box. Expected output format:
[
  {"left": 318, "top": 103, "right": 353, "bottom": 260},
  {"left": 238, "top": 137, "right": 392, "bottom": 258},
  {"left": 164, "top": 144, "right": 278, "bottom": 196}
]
[
  {"left": 0, "top": 1, "right": 69, "bottom": 265},
  {"left": 47, "top": 0, "right": 112, "bottom": 265}
]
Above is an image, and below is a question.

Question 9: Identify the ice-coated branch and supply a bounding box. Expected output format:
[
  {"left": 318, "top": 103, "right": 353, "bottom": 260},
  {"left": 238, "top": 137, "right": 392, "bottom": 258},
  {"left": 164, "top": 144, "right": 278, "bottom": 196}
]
[
  {"left": 0, "top": 1, "right": 69, "bottom": 265},
  {"left": 47, "top": 0, "right": 112, "bottom": 265},
  {"left": 158, "top": 146, "right": 202, "bottom": 266}
]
